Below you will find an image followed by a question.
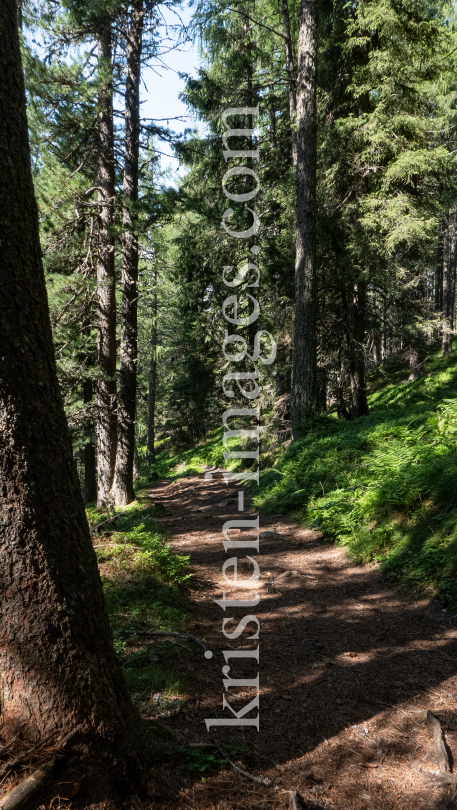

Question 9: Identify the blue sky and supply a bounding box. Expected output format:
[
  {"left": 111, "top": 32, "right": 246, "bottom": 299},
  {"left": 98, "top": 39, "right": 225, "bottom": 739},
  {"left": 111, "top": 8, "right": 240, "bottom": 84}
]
[{"left": 141, "top": 1, "right": 201, "bottom": 182}]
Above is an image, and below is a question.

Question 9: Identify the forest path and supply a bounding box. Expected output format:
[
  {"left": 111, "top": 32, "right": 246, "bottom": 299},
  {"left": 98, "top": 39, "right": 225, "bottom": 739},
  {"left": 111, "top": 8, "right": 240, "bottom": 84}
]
[{"left": 148, "top": 471, "right": 457, "bottom": 810}]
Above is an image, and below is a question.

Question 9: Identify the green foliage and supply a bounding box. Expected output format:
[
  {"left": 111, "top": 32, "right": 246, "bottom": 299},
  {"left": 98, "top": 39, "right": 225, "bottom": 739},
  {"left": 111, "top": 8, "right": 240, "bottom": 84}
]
[
  {"left": 252, "top": 350, "right": 457, "bottom": 604},
  {"left": 87, "top": 491, "right": 193, "bottom": 707},
  {"left": 137, "top": 424, "right": 259, "bottom": 480}
]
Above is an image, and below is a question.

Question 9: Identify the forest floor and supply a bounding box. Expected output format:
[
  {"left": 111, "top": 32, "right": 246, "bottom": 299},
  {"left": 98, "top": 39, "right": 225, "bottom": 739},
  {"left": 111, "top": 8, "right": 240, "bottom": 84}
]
[{"left": 143, "top": 469, "right": 457, "bottom": 810}]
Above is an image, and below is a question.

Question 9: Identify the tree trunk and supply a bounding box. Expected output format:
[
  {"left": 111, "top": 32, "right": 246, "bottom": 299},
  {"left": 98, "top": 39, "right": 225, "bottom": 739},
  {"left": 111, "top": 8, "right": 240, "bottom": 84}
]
[
  {"left": 442, "top": 212, "right": 456, "bottom": 356},
  {"left": 83, "top": 380, "right": 97, "bottom": 503},
  {"left": 280, "top": 0, "right": 297, "bottom": 166},
  {"left": 0, "top": 2, "right": 147, "bottom": 795},
  {"left": 442, "top": 215, "right": 451, "bottom": 355},
  {"left": 347, "top": 281, "right": 369, "bottom": 417},
  {"left": 147, "top": 282, "right": 157, "bottom": 465},
  {"left": 435, "top": 241, "right": 443, "bottom": 314},
  {"left": 275, "top": 337, "right": 292, "bottom": 398},
  {"left": 335, "top": 346, "right": 350, "bottom": 419},
  {"left": 290, "top": 0, "right": 318, "bottom": 439},
  {"left": 408, "top": 346, "right": 424, "bottom": 380},
  {"left": 450, "top": 216, "right": 456, "bottom": 341},
  {"left": 112, "top": 0, "right": 144, "bottom": 506},
  {"left": 96, "top": 26, "right": 117, "bottom": 507}
]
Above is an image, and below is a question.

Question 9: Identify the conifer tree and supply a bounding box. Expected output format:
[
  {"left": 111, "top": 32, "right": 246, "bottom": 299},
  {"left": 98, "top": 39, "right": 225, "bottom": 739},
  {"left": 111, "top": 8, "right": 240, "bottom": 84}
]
[
  {"left": 0, "top": 0, "right": 149, "bottom": 792},
  {"left": 290, "top": 0, "right": 319, "bottom": 438}
]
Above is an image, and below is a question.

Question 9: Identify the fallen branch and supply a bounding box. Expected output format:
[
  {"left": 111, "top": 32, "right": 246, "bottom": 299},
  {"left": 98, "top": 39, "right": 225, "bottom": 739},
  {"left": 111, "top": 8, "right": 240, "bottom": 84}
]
[
  {"left": 210, "top": 739, "right": 271, "bottom": 786},
  {"left": 0, "top": 758, "right": 55, "bottom": 810},
  {"left": 146, "top": 720, "right": 187, "bottom": 742},
  {"left": 90, "top": 514, "right": 121, "bottom": 536},
  {"left": 426, "top": 711, "right": 450, "bottom": 773},
  {"left": 136, "top": 631, "right": 212, "bottom": 654}
]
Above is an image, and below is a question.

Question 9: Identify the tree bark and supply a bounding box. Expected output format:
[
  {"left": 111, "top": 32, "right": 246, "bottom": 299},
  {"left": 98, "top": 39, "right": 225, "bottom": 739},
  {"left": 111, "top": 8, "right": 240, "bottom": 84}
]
[
  {"left": 290, "top": 0, "right": 318, "bottom": 439},
  {"left": 147, "top": 280, "right": 157, "bottom": 465},
  {"left": 435, "top": 235, "right": 443, "bottom": 315},
  {"left": 408, "top": 346, "right": 424, "bottom": 380},
  {"left": 450, "top": 217, "right": 456, "bottom": 340},
  {"left": 348, "top": 281, "right": 369, "bottom": 417},
  {"left": 96, "top": 26, "right": 117, "bottom": 507},
  {"left": 0, "top": 1, "right": 147, "bottom": 795},
  {"left": 83, "top": 380, "right": 97, "bottom": 503},
  {"left": 442, "top": 212, "right": 456, "bottom": 356},
  {"left": 112, "top": 0, "right": 144, "bottom": 506},
  {"left": 280, "top": 0, "right": 297, "bottom": 166}
]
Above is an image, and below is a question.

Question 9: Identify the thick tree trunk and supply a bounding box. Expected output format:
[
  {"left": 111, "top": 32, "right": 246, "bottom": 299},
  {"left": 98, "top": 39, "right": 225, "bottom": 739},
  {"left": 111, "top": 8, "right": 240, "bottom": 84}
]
[
  {"left": 0, "top": 1, "right": 147, "bottom": 795},
  {"left": 347, "top": 282, "right": 369, "bottom": 418},
  {"left": 112, "top": 0, "right": 144, "bottom": 506},
  {"left": 147, "top": 285, "right": 157, "bottom": 465},
  {"left": 96, "top": 27, "right": 117, "bottom": 507},
  {"left": 442, "top": 212, "right": 456, "bottom": 356},
  {"left": 290, "top": 0, "right": 318, "bottom": 439},
  {"left": 280, "top": 0, "right": 297, "bottom": 166}
]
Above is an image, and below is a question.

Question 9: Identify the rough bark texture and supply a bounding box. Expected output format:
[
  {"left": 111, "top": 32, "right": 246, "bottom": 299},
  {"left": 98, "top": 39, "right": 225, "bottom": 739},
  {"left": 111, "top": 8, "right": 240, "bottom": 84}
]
[
  {"left": 408, "top": 346, "right": 424, "bottom": 381},
  {"left": 290, "top": 0, "right": 318, "bottom": 439},
  {"left": 112, "top": 0, "right": 144, "bottom": 506},
  {"left": 96, "top": 27, "right": 117, "bottom": 506},
  {"left": 276, "top": 338, "right": 292, "bottom": 398},
  {"left": 280, "top": 0, "right": 297, "bottom": 166},
  {"left": 435, "top": 234, "right": 443, "bottom": 316},
  {"left": 348, "top": 282, "right": 369, "bottom": 418},
  {"left": 147, "top": 286, "right": 157, "bottom": 465},
  {"left": 442, "top": 212, "right": 456, "bottom": 356},
  {"left": 83, "top": 380, "right": 97, "bottom": 503},
  {"left": 408, "top": 345, "right": 425, "bottom": 382},
  {"left": 0, "top": 1, "right": 147, "bottom": 795}
]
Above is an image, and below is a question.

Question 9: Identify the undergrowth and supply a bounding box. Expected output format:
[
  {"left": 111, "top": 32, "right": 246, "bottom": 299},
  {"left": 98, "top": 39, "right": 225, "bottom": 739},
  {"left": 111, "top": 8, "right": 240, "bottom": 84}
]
[
  {"left": 139, "top": 427, "right": 232, "bottom": 479},
  {"left": 86, "top": 489, "right": 192, "bottom": 713},
  {"left": 253, "top": 348, "right": 457, "bottom": 605}
]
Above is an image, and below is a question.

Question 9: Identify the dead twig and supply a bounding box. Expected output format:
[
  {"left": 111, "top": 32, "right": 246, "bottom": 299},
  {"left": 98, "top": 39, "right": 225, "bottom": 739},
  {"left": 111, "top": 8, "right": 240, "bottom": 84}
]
[
  {"left": 0, "top": 758, "right": 55, "bottom": 810},
  {"left": 0, "top": 733, "right": 22, "bottom": 759},
  {"left": 136, "top": 631, "right": 212, "bottom": 654},
  {"left": 90, "top": 514, "right": 121, "bottom": 536},
  {"left": 0, "top": 733, "right": 54, "bottom": 779},
  {"left": 210, "top": 739, "right": 271, "bottom": 787},
  {"left": 0, "top": 724, "right": 83, "bottom": 779}
]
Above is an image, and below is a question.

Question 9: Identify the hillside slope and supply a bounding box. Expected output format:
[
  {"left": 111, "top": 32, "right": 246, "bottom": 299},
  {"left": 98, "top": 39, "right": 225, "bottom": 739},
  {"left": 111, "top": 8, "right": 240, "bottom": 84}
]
[{"left": 255, "top": 351, "right": 457, "bottom": 605}]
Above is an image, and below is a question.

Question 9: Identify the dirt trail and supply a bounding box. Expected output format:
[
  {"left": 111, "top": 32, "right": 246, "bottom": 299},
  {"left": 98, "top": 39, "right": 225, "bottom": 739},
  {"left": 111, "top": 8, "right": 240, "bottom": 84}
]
[{"left": 149, "top": 471, "right": 457, "bottom": 810}]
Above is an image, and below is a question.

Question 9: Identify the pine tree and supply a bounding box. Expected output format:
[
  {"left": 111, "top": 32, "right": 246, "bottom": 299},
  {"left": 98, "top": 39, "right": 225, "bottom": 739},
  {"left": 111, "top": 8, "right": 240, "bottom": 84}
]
[{"left": 0, "top": 0, "right": 149, "bottom": 793}]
